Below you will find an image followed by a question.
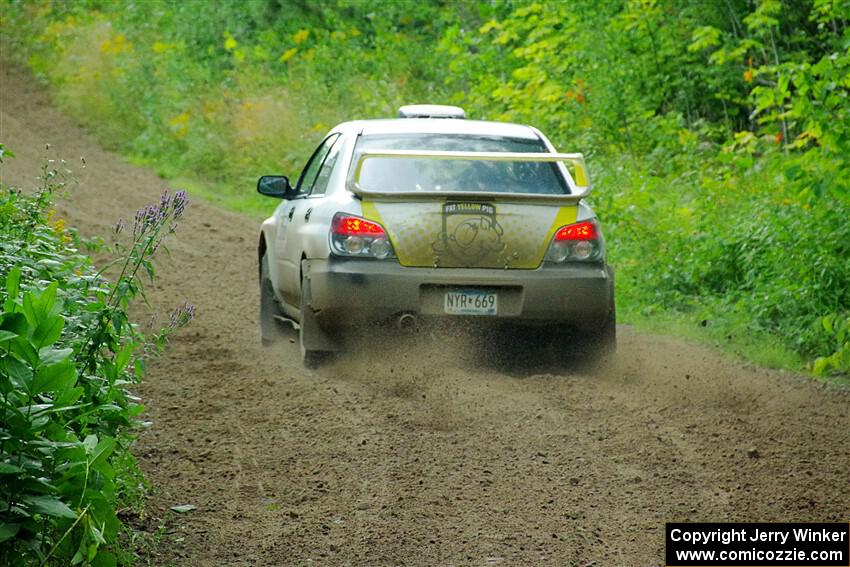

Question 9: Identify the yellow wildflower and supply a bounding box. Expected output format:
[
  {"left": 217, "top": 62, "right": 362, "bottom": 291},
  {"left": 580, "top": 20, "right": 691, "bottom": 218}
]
[
  {"left": 293, "top": 29, "right": 310, "bottom": 44},
  {"left": 168, "top": 112, "right": 190, "bottom": 138},
  {"left": 100, "top": 33, "right": 133, "bottom": 55},
  {"left": 224, "top": 36, "right": 238, "bottom": 51},
  {"left": 279, "top": 47, "right": 298, "bottom": 62},
  {"left": 169, "top": 112, "right": 190, "bottom": 125},
  {"left": 153, "top": 41, "right": 180, "bottom": 54}
]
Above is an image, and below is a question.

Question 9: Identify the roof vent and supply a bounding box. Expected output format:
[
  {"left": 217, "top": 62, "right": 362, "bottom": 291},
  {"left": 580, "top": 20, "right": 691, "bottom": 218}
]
[{"left": 397, "top": 104, "right": 466, "bottom": 119}]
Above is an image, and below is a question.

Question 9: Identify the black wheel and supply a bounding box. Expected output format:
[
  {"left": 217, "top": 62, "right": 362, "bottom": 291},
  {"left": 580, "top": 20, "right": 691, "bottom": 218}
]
[
  {"left": 299, "top": 272, "right": 331, "bottom": 369},
  {"left": 259, "top": 253, "right": 283, "bottom": 346}
]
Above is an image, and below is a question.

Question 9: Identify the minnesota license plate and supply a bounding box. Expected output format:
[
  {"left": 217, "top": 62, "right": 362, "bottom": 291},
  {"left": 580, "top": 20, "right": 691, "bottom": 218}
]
[{"left": 444, "top": 289, "right": 497, "bottom": 316}]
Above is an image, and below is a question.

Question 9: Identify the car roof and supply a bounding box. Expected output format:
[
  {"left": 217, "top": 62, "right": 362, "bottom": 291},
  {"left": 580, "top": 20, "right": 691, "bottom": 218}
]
[{"left": 334, "top": 118, "right": 541, "bottom": 140}]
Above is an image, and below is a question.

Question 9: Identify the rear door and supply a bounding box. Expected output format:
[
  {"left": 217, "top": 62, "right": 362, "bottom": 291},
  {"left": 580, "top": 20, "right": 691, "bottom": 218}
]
[
  {"left": 281, "top": 134, "right": 343, "bottom": 305},
  {"left": 277, "top": 134, "right": 339, "bottom": 303}
]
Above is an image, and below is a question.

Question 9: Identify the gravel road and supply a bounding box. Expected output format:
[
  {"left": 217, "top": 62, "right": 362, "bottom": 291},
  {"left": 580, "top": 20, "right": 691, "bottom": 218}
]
[{"left": 1, "top": 61, "right": 847, "bottom": 566}]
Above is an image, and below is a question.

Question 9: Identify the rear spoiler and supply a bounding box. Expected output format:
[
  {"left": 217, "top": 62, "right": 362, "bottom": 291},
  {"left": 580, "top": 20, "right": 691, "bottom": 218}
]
[{"left": 346, "top": 149, "right": 592, "bottom": 203}]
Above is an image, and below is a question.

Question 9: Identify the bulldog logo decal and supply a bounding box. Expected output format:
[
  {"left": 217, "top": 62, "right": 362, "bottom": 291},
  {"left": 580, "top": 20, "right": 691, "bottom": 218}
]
[{"left": 432, "top": 202, "right": 505, "bottom": 265}]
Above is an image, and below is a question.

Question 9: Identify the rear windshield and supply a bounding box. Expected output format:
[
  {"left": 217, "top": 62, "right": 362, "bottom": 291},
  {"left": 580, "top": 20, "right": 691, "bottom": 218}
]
[{"left": 354, "top": 134, "right": 570, "bottom": 195}]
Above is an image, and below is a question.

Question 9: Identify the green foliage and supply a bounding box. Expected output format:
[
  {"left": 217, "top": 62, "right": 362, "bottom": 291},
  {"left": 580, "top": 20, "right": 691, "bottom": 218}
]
[
  {"left": 1, "top": 0, "right": 848, "bottom": 375},
  {"left": 0, "top": 157, "right": 192, "bottom": 564},
  {"left": 813, "top": 315, "right": 850, "bottom": 377}
]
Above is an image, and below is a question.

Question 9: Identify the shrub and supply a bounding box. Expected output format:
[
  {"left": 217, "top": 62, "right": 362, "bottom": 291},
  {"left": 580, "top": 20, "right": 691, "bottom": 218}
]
[{"left": 0, "top": 152, "right": 192, "bottom": 565}]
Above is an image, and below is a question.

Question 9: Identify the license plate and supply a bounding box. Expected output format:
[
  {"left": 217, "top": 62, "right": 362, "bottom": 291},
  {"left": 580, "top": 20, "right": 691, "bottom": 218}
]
[{"left": 444, "top": 289, "right": 497, "bottom": 316}]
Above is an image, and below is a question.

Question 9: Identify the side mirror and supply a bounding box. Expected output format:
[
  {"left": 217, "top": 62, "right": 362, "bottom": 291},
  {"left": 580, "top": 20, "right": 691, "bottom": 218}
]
[{"left": 257, "top": 175, "right": 295, "bottom": 199}]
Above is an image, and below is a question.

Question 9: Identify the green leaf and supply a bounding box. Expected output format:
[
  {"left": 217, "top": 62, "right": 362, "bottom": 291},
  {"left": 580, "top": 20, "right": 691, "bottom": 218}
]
[
  {"left": 21, "top": 495, "right": 77, "bottom": 519},
  {"left": 0, "top": 522, "right": 20, "bottom": 544},
  {"left": 90, "top": 437, "right": 116, "bottom": 467},
  {"left": 9, "top": 336, "right": 39, "bottom": 367},
  {"left": 170, "top": 504, "right": 197, "bottom": 513},
  {"left": 39, "top": 347, "right": 73, "bottom": 366},
  {"left": 822, "top": 316, "right": 834, "bottom": 333},
  {"left": 1, "top": 312, "right": 27, "bottom": 335},
  {"left": 0, "top": 462, "right": 24, "bottom": 474},
  {"left": 91, "top": 550, "right": 117, "bottom": 567},
  {"left": 21, "top": 291, "right": 38, "bottom": 326},
  {"left": 5, "top": 266, "right": 21, "bottom": 301},
  {"left": 36, "top": 282, "right": 59, "bottom": 318},
  {"left": 33, "top": 360, "right": 77, "bottom": 394},
  {"left": 113, "top": 344, "right": 134, "bottom": 374},
  {"left": 32, "top": 314, "right": 64, "bottom": 348},
  {"left": 0, "top": 330, "right": 18, "bottom": 342},
  {"left": 784, "top": 164, "right": 802, "bottom": 181},
  {"left": 83, "top": 434, "right": 99, "bottom": 454},
  {"left": 55, "top": 385, "right": 84, "bottom": 406},
  {"left": 142, "top": 259, "right": 156, "bottom": 282},
  {"left": 1, "top": 356, "right": 33, "bottom": 390},
  {"left": 87, "top": 517, "right": 106, "bottom": 545},
  {"left": 22, "top": 283, "right": 59, "bottom": 327},
  {"left": 812, "top": 356, "right": 829, "bottom": 376},
  {"left": 840, "top": 348, "right": 850, "bottom": 369}
]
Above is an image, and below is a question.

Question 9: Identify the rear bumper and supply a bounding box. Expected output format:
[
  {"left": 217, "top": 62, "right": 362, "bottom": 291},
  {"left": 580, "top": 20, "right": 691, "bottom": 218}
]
[{"left": 305, "top": 258, "right": 614, "bottom": 329}]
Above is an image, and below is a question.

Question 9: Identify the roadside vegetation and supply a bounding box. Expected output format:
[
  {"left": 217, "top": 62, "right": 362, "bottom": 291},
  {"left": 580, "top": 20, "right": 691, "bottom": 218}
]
[
  {"left": 0, "top": 146, "right": 191, "bottom": 564},
  {"left": 1, "top": 0, "right": 848, "bottom": 377}
]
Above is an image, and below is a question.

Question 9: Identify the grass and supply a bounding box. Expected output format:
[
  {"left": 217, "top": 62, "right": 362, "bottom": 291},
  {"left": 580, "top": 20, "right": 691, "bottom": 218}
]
[
  {"left": 123, "top": 155, "right": 272, "bottom": 219},
  {"left": 167, "top": 176, "right": 270, "bottom": 219},
  {"left": 623, "top": 309, "right": 806, "bottom": 371}
]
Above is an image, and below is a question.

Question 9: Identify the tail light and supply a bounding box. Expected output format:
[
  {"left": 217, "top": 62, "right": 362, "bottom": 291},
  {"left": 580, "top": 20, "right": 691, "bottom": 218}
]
[
  {"left": 330, "top": 213, "right": 396, "bottom": 259},
  {"left": 545, "top": 219, "right": 604, "bottom": 263}
]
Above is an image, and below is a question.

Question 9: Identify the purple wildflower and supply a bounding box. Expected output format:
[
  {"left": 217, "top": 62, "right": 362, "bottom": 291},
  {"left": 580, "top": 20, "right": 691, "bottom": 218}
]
[
  {"left": 160, "top": 189, "right": 172, "bottom": 212},
  {"left": 169, "top": 301, "right": 196, "bottom": 328},
  {"left": 113, "top": 217, "right": 125, "bottom": 235},
  {"left": 172, "top": 190, "right": 188, "bottom": 220},
  {"left": 133, "top": 208, "right": 145, "bottom": 238}
]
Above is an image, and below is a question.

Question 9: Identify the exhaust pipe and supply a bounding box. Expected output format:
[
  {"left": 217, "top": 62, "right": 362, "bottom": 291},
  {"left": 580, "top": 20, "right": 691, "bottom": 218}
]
[{"left": 397, "top": 313, "right": 418, "bottom": 331}]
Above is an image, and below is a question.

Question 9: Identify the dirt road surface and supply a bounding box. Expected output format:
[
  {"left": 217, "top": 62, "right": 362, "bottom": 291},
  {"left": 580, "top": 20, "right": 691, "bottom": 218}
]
[{"left": 2, "top": 61, "right": 848, "bottom": 566}]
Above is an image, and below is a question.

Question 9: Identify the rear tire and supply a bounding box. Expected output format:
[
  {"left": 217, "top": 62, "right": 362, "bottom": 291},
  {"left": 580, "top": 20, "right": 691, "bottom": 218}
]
[{"left": 259, "top": 254, "right": 283, "bottom": 346}]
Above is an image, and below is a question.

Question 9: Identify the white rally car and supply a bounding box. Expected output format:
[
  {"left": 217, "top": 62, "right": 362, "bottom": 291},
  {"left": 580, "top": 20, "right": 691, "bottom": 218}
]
[{"left": 257, "top": 105, "right": 615, "bottom": 367}]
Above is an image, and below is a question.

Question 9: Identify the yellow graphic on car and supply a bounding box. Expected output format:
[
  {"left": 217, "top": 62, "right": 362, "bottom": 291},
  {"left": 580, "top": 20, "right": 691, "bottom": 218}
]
[{"left": 361, "top": 201, "right": 578, "bottom": 269}]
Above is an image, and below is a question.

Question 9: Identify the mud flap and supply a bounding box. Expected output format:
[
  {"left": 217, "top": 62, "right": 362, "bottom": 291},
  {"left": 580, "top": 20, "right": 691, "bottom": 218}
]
[{"left": 300, "top": 262, "right": 340, "bottom": 353}]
